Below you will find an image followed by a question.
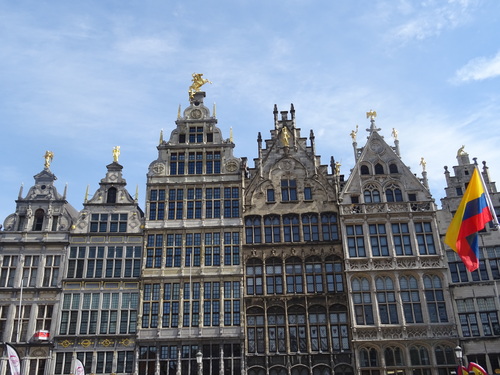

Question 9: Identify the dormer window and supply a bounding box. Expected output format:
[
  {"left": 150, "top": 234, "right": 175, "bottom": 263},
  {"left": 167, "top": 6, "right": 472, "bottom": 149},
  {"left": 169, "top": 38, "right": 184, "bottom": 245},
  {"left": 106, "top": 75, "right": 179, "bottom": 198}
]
[
  {"left": 360, "top": 165, "right": 370, "bottom": 175},
  {"left": 375, "top": 163, "right": 384, "bottom": 175},
  {"left": 107, "top": 187, "right": 117, "bottom": 203},
  {"left": 33, "top": 209, "right": 44, "bottom": 231},
  {"left": 389, "top": 164, "right": 398, "bottom": 173}
]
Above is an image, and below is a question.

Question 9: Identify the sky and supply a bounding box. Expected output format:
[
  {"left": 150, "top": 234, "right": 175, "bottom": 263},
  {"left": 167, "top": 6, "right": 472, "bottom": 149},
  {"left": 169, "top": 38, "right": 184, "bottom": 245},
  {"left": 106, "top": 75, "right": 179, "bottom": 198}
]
[{"left": 1, "top": 0, "right": 500, "bottom": 223}]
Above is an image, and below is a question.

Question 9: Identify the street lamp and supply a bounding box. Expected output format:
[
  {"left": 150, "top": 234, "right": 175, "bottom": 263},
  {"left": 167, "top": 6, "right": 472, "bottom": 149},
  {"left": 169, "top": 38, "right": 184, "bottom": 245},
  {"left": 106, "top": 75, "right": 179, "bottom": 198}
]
[
  {"left": 455, "top": 346, "right": 464, "bottom": 374},
  {"left": 196, "top": 350, "right": 203, "bottom": 375}
]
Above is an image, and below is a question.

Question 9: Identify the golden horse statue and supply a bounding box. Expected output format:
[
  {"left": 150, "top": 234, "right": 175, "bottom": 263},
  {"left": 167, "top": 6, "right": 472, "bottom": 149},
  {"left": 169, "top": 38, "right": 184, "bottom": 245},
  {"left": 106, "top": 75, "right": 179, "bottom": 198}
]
[{"left": 189, "top": 73, "right": 212, "bottom": 99}]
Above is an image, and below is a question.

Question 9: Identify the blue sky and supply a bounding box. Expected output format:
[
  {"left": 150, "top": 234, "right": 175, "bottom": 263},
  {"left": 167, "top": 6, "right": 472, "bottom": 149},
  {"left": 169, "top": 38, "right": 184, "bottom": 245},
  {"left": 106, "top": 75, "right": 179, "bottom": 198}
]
[{"left": 1, "top": 0, "right": 500, "bottom": 222}]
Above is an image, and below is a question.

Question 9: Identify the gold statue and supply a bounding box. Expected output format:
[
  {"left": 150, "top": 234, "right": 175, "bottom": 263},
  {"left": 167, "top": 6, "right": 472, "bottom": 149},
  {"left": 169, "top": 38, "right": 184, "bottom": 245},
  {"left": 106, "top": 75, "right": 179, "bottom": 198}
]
[
  {"left": 457, "top": 145, "right": 466, "bottom": 156},
  {"left": 335, "top": 161, "right": 341, "bottom": 175},
  {"left": 420, "top": 157, "right": 426, "bottom": 171},
  {"left": 189, "top": 73, "right": 212, "bottom": 99},
  {"left": 391, "top": 128, "right": 398, "bottom": 140},
  {"left": 366, "top": 110, "right": 377, "bottom": 120},
  {"left": 44, "top": 151, "right": 54, "bottom": 169},
  {"left": 281, "top": 126, "right": 291, "bottom": 147},
  {"left": 113, "top": 146, "right": 120, "bottom": 163},
  {"left": 350, "top": 125, "right": 359, "bottom": 142}
]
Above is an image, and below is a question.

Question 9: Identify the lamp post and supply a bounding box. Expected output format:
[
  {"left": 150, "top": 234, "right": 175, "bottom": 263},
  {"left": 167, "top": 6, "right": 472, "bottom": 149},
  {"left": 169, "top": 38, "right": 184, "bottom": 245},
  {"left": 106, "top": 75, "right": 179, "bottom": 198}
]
[
  {"left": 455, "top": 346, "right": 464, "bottom": 374},
  {"left": 196, "top": 350, "right": 203, "bottom": 375}
]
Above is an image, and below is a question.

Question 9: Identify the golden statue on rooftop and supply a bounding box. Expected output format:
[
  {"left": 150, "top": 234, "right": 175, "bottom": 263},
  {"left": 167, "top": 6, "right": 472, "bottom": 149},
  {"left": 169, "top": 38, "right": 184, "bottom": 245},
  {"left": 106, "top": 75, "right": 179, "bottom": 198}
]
[
  {"left": 189, "top": 73, "right": 212, "bottom": 99},
  {"left": 281, "top": 126, "right": 291, "bottom": 147},
  {"left": 366, "top": 110, "right": 377, "bottom": 120},
  {"left": 44, "top": 151, "right": 54, "bottom": 169},
  {"left": 113, "top": 146, "right": 120, "bottom": 163},
  {"left": 457, "top": 145, "right": 466, "bottom": 156}
]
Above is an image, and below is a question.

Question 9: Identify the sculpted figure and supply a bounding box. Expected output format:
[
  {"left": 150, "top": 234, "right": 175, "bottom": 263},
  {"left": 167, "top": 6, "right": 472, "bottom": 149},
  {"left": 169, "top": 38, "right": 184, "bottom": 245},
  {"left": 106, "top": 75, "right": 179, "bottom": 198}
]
[{"left": 189, "top": 73, "right": 212, "bottom": 99}]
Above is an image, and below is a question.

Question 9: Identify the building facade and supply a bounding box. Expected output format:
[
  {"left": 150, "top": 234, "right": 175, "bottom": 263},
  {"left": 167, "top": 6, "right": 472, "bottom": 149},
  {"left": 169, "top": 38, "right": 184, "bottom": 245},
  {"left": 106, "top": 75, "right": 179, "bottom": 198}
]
[
  {"left": 1, "top": 86, "right": 500, "bottom": 375},
  {"left": 438, "top": 151, "right": 500, "bottom": 374}
]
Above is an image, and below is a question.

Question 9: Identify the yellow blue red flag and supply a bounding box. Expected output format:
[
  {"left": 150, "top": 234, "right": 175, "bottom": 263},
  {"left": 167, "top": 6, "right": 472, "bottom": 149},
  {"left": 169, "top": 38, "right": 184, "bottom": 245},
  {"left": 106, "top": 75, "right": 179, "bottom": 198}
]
[{"left": 445, "top": 167, "right": 493, "bottom": 271}]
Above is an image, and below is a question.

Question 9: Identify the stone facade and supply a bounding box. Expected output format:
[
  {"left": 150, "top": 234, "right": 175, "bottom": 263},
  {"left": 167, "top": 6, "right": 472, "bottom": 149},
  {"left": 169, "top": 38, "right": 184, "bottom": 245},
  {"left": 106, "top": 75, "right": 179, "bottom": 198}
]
[{"left": 1, "top": 89, "right": 499, "bottom": 375}]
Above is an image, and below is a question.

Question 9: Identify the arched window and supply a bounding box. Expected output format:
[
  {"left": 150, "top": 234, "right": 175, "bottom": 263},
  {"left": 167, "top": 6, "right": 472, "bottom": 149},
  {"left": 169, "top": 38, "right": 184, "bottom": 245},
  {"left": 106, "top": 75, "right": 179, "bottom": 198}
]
[
  {"left": 375, "top": 163, "right": 384, "bottom": 174},
  {"left": 389, "top": 163, "right": 399, "bottom": 173},
  {"left": 410, "top": 345, "right": 431, "bottom": 375},
  {"left": 288, "top": 306, "right": 307, "bottom": 352},
  {"left": 107, "top": 187, "right": 117, "bottom": 203},
  {"left": 334, "top": 365, "right": 354, "bottom": 375},
  {"left": 329, "top": 304, "right": 349, "bottom": 351},
  {"left": 270, "top": 367, "right": 288, "bottom": 375},
  {"left": 435, "top": 345, "right": 456, "bottom": 375},
  {"left": 245, "top": 216, "right": 262, "bottom": 244},
  {"left": 286, "top": 257, "right": 303, "bottom": 293},
  {"left": 376, "top": 277, "right": 398, "bottom": 324},
  {"left": 360, "top": 165, "right": 370, "bottom": 175},
  {"left": 363, "top": 184, "right": 381, "bottom": 203},
  {"left": 385, "top": 346, "right": 405, "bottom": 372},
  {"left": 246, "top": 259, "right": 263, "bottom": 295},
  {"left": 267, "top": 306, "right": 286, "bottom": 353},
  {"left": 33, "top": 209, "right": 45, "bottom": 231},
  {"left": 351, "top": 278, "right": 374, "bottom": 325},
  {"left": 399, "top": 276, "right": 423, "bottom": 323},
  {"left": 305, "top": 257, "right": 323, "bottom": 293},
  {"left": 302, "top": 214, "right": 319, "bottom": 241},
  {"left": 312, "top": 366, "right": 332, "bottom": 375},
  {"left": 264, "top": 215, "right": 281, "bottom": 243},
  {"left": 265, "top": 258, "right": 283, "bottom": 294},
  {"left": 291, "top": 367, "right": 309, "bottom": 375},
  {"left": 424, "top": 275, "right": 448, "bottom": 323},
  {"left": 386, "top": 183, "right": 403, "bottom": 202},
  {"left": 247, "top": 307, "right": 265, "bottom": 354},
  {"left": 283, "top": 215, "right": 300, "bottom": 242},
  {"left": 359, "top": 348, "right": 379, "bottom": 372}
]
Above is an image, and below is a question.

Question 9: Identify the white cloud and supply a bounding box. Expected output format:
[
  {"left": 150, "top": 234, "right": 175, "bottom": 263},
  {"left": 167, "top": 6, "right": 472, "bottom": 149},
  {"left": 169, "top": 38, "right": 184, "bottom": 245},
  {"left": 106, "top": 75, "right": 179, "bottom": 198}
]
[{"left": 453, "top": 51, "right": 500, "bottom": 83}]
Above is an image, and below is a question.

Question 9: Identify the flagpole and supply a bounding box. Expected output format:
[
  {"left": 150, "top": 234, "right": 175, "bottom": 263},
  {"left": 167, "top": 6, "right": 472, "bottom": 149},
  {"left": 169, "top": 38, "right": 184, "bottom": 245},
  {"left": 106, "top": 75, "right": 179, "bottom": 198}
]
[{"left": 473, "top": 160, "right": 500, "bottom": 228}]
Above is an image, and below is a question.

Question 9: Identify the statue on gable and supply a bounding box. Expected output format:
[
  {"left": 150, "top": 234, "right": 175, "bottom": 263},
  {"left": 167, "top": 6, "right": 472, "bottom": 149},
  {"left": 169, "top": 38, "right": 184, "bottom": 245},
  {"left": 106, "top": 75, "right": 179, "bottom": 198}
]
[{"left": 189, "top": 73, "right": 212, "bottom": 99}]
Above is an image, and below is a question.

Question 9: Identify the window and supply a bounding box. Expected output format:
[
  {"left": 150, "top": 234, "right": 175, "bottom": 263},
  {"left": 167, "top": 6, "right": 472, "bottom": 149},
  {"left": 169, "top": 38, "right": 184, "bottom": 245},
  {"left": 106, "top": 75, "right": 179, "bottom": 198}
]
[
  {"left": 363, "top": 184, "right": 381, "bottom": 203},
  {"left": 400, "top": 276, "right": 423, "bottom": 323},
  {"left": 204, "top": 232, "right": 221, "bottom": 266},
  {"left": 409, "top": 346, "right": 431, "bottom": 375},
  {"left": 304, "top": 187, "right": 313, "bottom": 200},
  {"left": 359, "top": 348, "right": 379, "bottom": 374},
  {"left": 245, "top": 216, "right": 262, "bottom": 244},
  {"left": 321, "top": 213, "right": 339, "bottom": 241},
  {"left": 281, "top": 179, "right": 298, "bottom": 201},
  {"left": 142, "top": 284, "right": 160, "bottom": 328},
  {"left": 385, "top": 184, "right": 403, "bottom": 202},
  {"left": 246, "top": 259, "right": 263, "bottom": 295},
  {"left": 369, "top": 224, "right": 389, "bottom": 256},
  {"left": 107, "top": 187, "right": 117, "bottom": 203},
  {"left": 389, "top": 164, "right": 398, "bottom": 173},
  {"left": 286, "top": 257, "right": 303, "bottom": 293},
  {"left": 43, "top": 255, "right": 61, "bottom": 287},
  {"left": 247, "top": 307, "right": 265, "bottom": 354},
  {"left": 392, "top": 223, "right": 413, "bottom": 256},
  {"left": 163, "top": 283, "right": 180, "bottom": 328},
  {"left": 22, "top": 255, "right": 39, "bottom": 287},
  {"left": 188, "top": 152, "right": 203, "bottom": 174},
  {"left": 267, "top": 307, "right": 286, "bottom": 353},
  {"left": 266, "top": 258, "right": 283, "bottom": 294},
  {"left": 415, "top": 222, "right": 436, "bottom": 255},
  {"left": 170, "top": 153, "right": 185, "bottom": 175},
  {"left": 457, "top": 299, "right": 479, "bottom": 336},
  {"left": 264, "top": 215, "right": 281, "bottom": 243},
  {"left": 487, "top": 247, "right": 500, "bottom": 279},
  {"left": 376, "top": 277, "right": 398, "bottom": 324},
  {"left": 90, "top": 213, "right": 127, "bottom": 233},
  {"left": 67, "top": 247, "right": 85, "bottom": 278},
  {"left": 224, "top": 232, "right": 240, "bottom": 266},
  {"left": 424, "top": 275, "right": 448, "bottom": 323},
  {"left": 352, "top": 278, "right": 374, "bottom": 325},
  {"left": 146, "top": 234, "right": 163, "bottom": 269},
  {"left": 477, "top": 297, "right": 500, "bottom": 336},
  {"left": 224, "top": 187, "right": 240, "bottom": 218},
  {"left": 325, "top": 258, "right": 344, "bottom": 293},
  {"left": 330, "top": 304, "right": 349, "bottom": 351},
  {"left": 283, "top": 215, "right": 300, "bottom": 242},
  {"left": 186, "top": 188, "right": 202, "bottom": 219},
  {"left": 189, "top": 126, "right": 203, "bottom": 143},
  {"left": 206, "top": 151, "right": 221, "bottom": 174},
  {"left": 302, "top": 214, "right": 319, "bottom": 241},
  {"left": 434, "top": 345, "right": 456, "bottom": 375},
  {"left": 267, "top": 188, "right": 275, "bottom": 202},
  {"left": 205, "top": 187, "right": 221, "bottom": 218},
  {"left": 224, "top": 281, "right": 240, "bottom": 326},
  {"left": 360, "top": 165, "right": 370, "bottom": 175},
  {"left": 385, "top": 347, "right": 405, "bottom": 374},
  {"left": 149, "top": 189, "right": 166, "bottom": 220},
  {"left": 374, "top": 163, "right": 384, "bottom": 174},
  {"left": 203, "top": 282, "right": 220, "bottom": 326},
  {"left": 168, "top": 189, "right": 184, "bottom": 220},
  {"left": 288, "top": 306, "right": 307, "bottom": 352},
  {"left": 346, "top": 225, "right": 366, "bottom": 257},
  {"left": 305, "top": 257, "right": 323, "bottom": 293},
  {"left": 182, "top": 282, "right": 200, "bottom": 327},
  {"left": 33, "top": 209, "right": 45, "bottom": 231}
]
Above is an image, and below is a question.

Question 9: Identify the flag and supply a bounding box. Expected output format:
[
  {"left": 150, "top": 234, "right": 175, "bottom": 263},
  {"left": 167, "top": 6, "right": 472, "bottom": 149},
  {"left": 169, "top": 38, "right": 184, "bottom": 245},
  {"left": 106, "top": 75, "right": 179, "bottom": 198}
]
[
  {"left": 74, "top": 358, "right": 86, "bottom": 375},
  {"left": 445, "top": 167, "right": 493, "bottom": 271},
  {"left": 459, "top": 362, "right": 488, "bottom": 375},
  {"left": 5, "top": 344, "right": 21, "bottom": 375}
]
